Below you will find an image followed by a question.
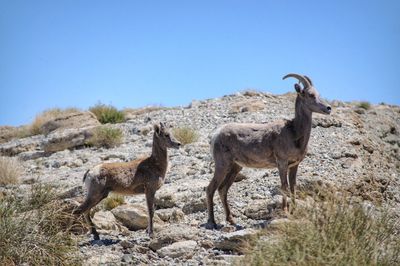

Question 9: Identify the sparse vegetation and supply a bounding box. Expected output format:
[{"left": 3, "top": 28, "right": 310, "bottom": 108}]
[
  {"left": 102, "top": 194, "right": 125, "bottom": 210},
  {"left": 243, "top": 195, "right": 400, "bottom": 266},
  {"left": 30, "top": 107, "right": 80, "bottom": 135},
  {"left": 172, "top": 126, "right": 199, "bottom": 145},
  {"left": 123, "top": 105, "right": 164, "bottom": 117},
  {"left": 0, "top": 156, "right": 21, "bottom": 185},
  {"left": 86, "top": 126, "right": 123, "bottom": 148},
  {"left": 89, "top": 103, "right": 125, "bottom": 124},
  {"left": 358, "top": 101, "right": 371, "bottom": 110},
  {"left": 0, "top": 184, "right": 81, "bottom": 265}
]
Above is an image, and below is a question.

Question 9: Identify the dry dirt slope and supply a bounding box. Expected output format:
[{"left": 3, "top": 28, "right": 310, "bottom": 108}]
[{"left": 1, "top": 91, "right": 399, "bottom": 265}]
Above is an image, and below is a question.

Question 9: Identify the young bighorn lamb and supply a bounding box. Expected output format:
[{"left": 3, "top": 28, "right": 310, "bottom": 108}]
[
  {"left": 205, "top": 73, "right": 331, "bottom": 229},
  {"left": 74, "top": 122, "right": 181, "bottom": 240}
]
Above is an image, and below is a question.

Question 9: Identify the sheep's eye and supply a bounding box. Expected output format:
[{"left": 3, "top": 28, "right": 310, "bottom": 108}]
[{"left": 310, "top": 94, "right": 316, "bottom": 99}]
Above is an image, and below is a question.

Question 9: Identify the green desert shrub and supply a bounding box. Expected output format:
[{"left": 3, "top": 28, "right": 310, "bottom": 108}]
[
  {"left": 172, "top": 126, "right": 199, "bottom": 145},
  {"left": 102, "top": 194, "right": 125, "bottom": 211},
  {"left": 86, "top": 126, "right": 123, "bottom": 148},
  {"left": 0, "top": 184, "right": 80, "bottom": 265},
  {"left": 0, "top": 156, "right": 21, "bottom": 185},
  {"left": 243, "top": 198, "right": 400, "bottom": 266},
  {"left": 358, "top": 101, "right": 371, "bottom": 110},
  {"left": 89, "top": 103, "right": 125, "bottom": 124}
]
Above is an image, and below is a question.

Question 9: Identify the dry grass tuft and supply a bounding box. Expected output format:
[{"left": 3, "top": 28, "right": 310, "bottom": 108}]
[
  {"left": 0, "top": 184, "right": 81, "bottom": 265},
  {"left": 102, "top": 194, "right": 125, "bottom": 210},
  {"left": 172, "top": 126, "right": 199, "bottom": 145},
  {"left": 30, "top": 108, "right": 80, "bottom": 135},
  {"left": 86, "top": 126, "right": 123, "bottom": 148},
  {"left": 242, "top": 189, "right": 400, "bottom": 266},
  {"left": 89, "top": 103, "right": 125, "bottom": 124},
  {"left": 0, "top": 156, "right": 22, "bottom": 185}
]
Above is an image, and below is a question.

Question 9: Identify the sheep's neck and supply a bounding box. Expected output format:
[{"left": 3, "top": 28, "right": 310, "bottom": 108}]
[
  {"left": 151, "top": 134, "right": 168, "bottom": 176},
  {"left": 293, "top": 96, "right": 312, "bottom": 150}
]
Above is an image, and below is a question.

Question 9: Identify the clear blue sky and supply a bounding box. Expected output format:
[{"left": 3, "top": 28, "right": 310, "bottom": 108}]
[{"left": 1, "top": 0, "right": 399, "bottom": 126}]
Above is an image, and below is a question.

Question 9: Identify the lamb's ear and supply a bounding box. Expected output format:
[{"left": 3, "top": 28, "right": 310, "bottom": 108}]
[{"left": 154, "top": 124, "right": 161, "bottom": 135}]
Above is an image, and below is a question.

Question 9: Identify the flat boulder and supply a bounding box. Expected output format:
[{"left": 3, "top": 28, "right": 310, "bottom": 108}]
[
  {"left": 111, "top": 204, "right": 163, "bottom": 231},
  {"left": 39, "top": 110, "right": 100, "bottom": 135},
  {"left": 157, "top": 240, "right": 197, "bottom": 258},
  {"left": 149, "top": 224, "right": 200, "bottom": 251},
  {"left": 214, "top": 229, "right": 258, "bottom": 252}
]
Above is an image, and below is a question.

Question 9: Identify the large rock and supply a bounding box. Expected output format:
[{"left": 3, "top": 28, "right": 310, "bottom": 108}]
[
  {"left": 111, "top": 204, "right": 163, "bottom": 231},
  {"left": 149, "top": 224, "right": 200, "bottom": 251},
  {"left": 0, "top": 127, "right": 95, "bottom": 157},
  {"left": 0, "top": 135, "right": 44, "bottom": 156},
  {"left": 92, "top": 210, "right": 121, "bottom": 231},
  {"left": 38, "top": 110, "right": 100, "bottom": 135},
  {"left": 155, "top": 188, "right": 177, "bottom": 209},
  {"left": 182, "top": 197, "right": 207, "bottom": 214},
  {"left": 42, "top": 128, "right": 93, "bottom": 153},
  {"left": 156, "top": 208, "right": 185, "bottom": 222},
  {"left": 214, "top": 229, "right": 258, "bottom": 252},
  {"left": 157, "top": 240, "right": 197, "bottom": 258},
  {"left": 244, "top": 200, "right": 268, "bottom": 220}
]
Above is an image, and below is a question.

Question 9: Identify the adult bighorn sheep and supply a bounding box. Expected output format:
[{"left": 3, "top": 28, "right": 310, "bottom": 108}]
[
  {"left": 205, "top": 73, "right": 331, "bottom": 229},
  {"left": 74, "top": 122, "right": 181, "bottom": 240}
]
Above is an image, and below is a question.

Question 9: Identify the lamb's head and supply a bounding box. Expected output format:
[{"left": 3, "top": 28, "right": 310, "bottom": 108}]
[
  {"left": 154, "top": 122, "right": 181, "bottom": 149},
  {"left": 283, "top": 73, "right": 331, "bottom": 115}
]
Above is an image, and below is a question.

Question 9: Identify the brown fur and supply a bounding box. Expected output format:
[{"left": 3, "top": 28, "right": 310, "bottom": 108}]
[
  {"left": 205, "top": 74, "right": 332, "bottom": 229},
  {"left": 73, "top": 123, "right": 180, "bottom": 240}
]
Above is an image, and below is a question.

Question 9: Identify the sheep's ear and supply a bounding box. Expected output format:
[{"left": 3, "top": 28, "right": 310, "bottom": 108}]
[
  {"left": 294, "top": 83, "right": 303, "bottom": 94},
  {"left": 154, "top": 124, "right": 160, "bottom": 135}
]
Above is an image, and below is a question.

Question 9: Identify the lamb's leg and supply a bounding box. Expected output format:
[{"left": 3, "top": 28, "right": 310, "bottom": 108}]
[
  {"left": 289, "top": 164, "right": 299, "bottom": 212},
  {"left": 145, "top": 187, "right": 156, "bottom": 237},
  {"left": 206, "top": 164, "right": 229, "bottom": 229},
  {"left": 277, "top": 160, "right": 289, "bottom": 212},
  {"left": 218, "top": 164, "right": 242, "bottom": 225}
]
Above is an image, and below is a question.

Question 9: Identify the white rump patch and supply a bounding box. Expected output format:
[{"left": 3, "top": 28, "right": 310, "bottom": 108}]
[{"left": 84, "top": 165, "right": 102, "bottom": 189}]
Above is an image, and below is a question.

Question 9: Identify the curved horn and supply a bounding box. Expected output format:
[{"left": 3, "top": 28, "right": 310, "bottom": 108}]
[
  {"left": 304, "top": 75, "right": 313, "bottom": 86},
  {"left": 282, "top": 73, "right": 311, "bottom": 88}
]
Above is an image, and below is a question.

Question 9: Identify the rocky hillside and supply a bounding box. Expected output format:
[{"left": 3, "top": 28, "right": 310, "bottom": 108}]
[{"left": 1, "top": 91, "right": 399, "bottom": 265}]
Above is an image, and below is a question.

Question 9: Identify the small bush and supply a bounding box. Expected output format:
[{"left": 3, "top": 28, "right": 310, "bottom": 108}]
[
  {"left": 172, "top": 126, "right": 199, "bottom": 145},
  {"left": 0, "top": 185, "right": 80, "bottom": 265},
  {"left": 243, "top": 197, "right": 400, "bottom": 265},
  {"left": 30, "top": 108, "right": 79, "bottom": 135},
  {"left": 86, "top": 126, "right": 123, "bottom": 148},
  {"left": 102, "top": 194, "right": 125, "bottom": 210},
  {"left": 358, "top": 101, "right": 371, "bottom": 110},
  {"left": 0, "top": 156, "right": 21, "bottom": 185},
  {"left": 89, "top": 103, "right": 125, "bottom": 124}
]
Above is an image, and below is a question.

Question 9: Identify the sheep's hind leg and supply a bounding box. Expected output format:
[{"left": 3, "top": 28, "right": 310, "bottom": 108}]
[
  {"left": 218, "top": 163, "right": 242, "bottom": 226},
  {"left": 205, "top": 164, "right": 229, "bottom": 230},
  {"left": 74, "top": 190, "right": 109, "bottom": 240}
]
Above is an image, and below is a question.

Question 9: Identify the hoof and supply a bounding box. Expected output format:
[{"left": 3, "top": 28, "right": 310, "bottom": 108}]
[{"left": 203, "top": 222, "right": 219, "bottom": 230}]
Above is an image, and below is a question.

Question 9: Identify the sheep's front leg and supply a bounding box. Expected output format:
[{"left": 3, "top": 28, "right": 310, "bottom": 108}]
[
  {"left": 277, "top": 160, "right": 289, "bottom": 212},
  {"left": 289, "top": 164, "right": 299, "bottom": 212},
  {"left": 145, "top": 187, "right": 156, "bottom": 237}
]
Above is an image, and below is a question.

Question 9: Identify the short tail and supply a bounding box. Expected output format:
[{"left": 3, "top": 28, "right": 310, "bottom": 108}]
[{"left": 82, "top": 169, "right": 90, "bottom": 183}]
